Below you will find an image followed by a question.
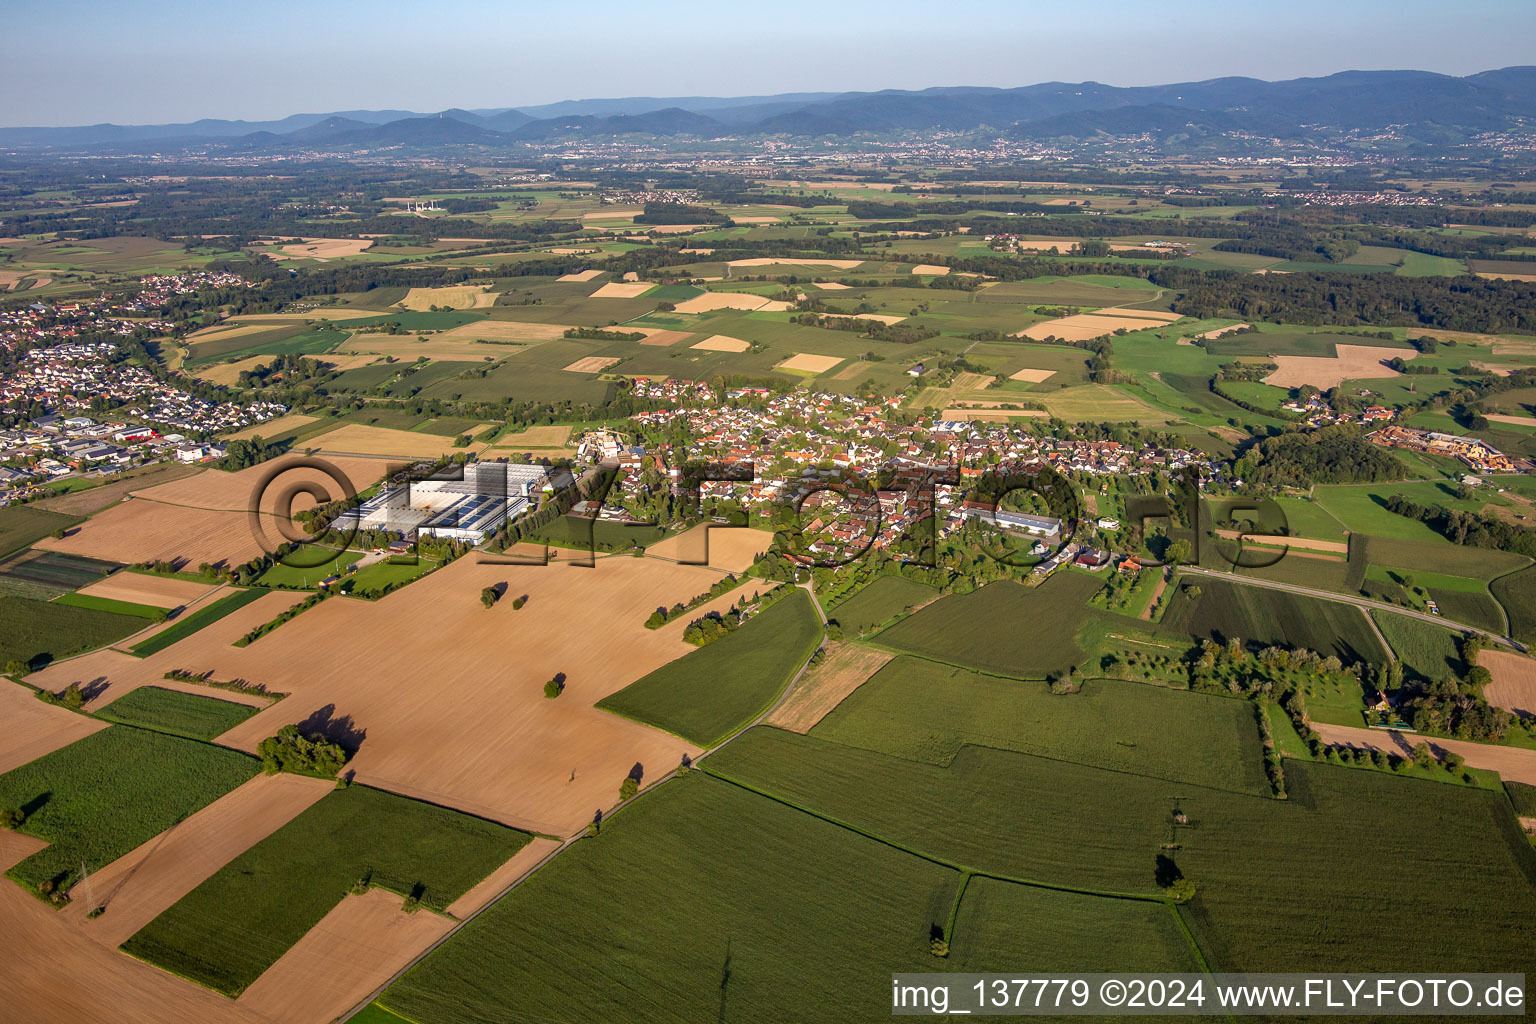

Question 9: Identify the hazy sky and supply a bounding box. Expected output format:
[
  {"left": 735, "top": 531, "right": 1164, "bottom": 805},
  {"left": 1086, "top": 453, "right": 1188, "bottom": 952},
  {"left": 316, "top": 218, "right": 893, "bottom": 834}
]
[{"left": 5, "top": 0, "right": 1532, "bottom": 126}]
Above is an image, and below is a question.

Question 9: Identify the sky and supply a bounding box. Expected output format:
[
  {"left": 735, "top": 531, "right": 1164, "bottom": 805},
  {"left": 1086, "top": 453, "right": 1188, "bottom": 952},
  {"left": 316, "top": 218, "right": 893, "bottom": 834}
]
[{"left": 5, "top": 0, "right": 1533, "bottom": 126}]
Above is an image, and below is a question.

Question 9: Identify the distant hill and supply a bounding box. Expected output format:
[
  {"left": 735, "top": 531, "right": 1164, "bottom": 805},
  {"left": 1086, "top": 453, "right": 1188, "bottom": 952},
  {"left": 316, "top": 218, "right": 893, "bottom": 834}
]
[{"left": 3, "top": 67, "right": 1533, "bottom": 152}]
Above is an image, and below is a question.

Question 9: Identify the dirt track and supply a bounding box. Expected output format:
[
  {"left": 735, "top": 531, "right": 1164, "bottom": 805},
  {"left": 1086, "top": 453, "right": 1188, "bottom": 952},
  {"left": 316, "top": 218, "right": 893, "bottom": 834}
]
[{"left": 62, "top": 773, "right": 333, "bottom": 947}]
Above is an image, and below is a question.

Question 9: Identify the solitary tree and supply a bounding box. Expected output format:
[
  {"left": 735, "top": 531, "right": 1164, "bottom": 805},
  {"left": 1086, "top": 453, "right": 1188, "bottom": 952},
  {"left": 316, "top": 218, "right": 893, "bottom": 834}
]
[{"left": 481, "top": 586, "right": 500, "bottom": 609}]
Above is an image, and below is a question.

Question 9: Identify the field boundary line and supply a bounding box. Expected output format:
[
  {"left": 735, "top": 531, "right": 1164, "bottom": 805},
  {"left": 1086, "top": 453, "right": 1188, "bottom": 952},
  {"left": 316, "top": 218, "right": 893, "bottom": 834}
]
[{"left": 700, "top": 763, "right": 1172, "bottom": 906}]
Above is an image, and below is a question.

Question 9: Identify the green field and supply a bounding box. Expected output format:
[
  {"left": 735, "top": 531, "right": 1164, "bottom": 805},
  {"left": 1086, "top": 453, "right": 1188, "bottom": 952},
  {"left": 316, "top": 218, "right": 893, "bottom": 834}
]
[
  {"left": 1169, "top": 579, "right": 1387, "bottom": 664},
  {"left": 713, "top": 725, "right": 1213, "bottom": 894},
  {"left": 1492, "top": 566, "right": 1536, "bottom": 643},
  {"left": 1371, "top": 611, "right": 1465, "bottom": 682},
  {"left": 255, "top": 547, "right": 363, "bottom": 587},
  {"left": 873, "top": 573, "right": 1102, "bottom": 678},
  {"left": 122, "top": 784, "right": 529, "bottom": 997},
  {"left": 598, "top": 589, "right": 822, "bottom": 746},
  {"left": 0, "top": 505, "right": 83, "bottom": 561},
  {"left": 812, "top": 656, "right": 1268, "bottom": 794},
  {"left": 93, "top": 686, "right": 260, "bottom": 741},
  {"left": 128, "top": 587, "right": 269, "bottom": 657},
  {"left": 0, "top": 593, "right": 147, "bottom": 670},
  {"left": 0, "top": 725, "right": 258, "bottom": 894},
  {"left": 1179, "top": 760, "right": 1536, "bottom": 973},
  {"left": 53, "top": 591, "right": 166, "bottom": 620},
  {"left": 824, "top": 576, "right": 939, "bottom": 636},
  {"left": 380, "top": 773, "right": 960, "bottom": 1024},
  {"left": 949, "top": 876, "right": 1200, "bottom": 972}
]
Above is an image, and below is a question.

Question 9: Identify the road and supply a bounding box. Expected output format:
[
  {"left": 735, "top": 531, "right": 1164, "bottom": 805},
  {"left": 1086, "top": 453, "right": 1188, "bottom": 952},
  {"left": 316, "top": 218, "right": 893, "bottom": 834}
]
[{"left": 1179, "top": 566, "right": 1527, "bottom": 653}]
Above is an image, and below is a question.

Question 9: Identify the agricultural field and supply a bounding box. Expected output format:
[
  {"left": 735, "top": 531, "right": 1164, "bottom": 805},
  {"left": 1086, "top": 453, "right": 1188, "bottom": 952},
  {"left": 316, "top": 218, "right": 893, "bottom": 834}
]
[
  {"left": 0, "top": 725, "right": 258, "bottom": 895},
  {"left": 1168, "top": 578, "right": 1387, "bottom": 664},
  {"left": 824, "top": 575, "right": 939, "bottom": 636},
  {"left": 872, "top": 573, "right": 1103, "bottom": 678},
  {"left": 598, "top": 589, "right": 822, "bottom": 745},
  {"left": 0, "top": 504, "right": 82, "bottom": 561},
  {"left": 0, "top": 550, "right": 118, "bottom": 600},
  {"left": 92, "top": 685, "right": 260, "bottom": 740},
  {"left": 127, "top": 586, "right": 271, "bottom": 656},
  {"left": 1371, "top": 611, "right": 1465, "bottom": 681},
  {"left": 0, "top": 593, "right": 147, "bottom": 669},
  {"left": 379, "top": 773, "right": 960, "bottom": 1024},
  {"left": 811, "top": 656, "right": 1270, "bottom": 794},
  {"left": 122, "top": 783, "right": 529, "bottom": 996}
]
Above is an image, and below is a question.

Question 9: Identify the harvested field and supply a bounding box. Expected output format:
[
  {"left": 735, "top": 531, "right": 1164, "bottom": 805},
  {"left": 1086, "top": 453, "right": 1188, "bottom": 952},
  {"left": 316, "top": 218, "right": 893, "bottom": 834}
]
[
  {"left": 62, "top": 773, "right": 333, "bottom": 947},
  {"left": 31, "top": 463, "right": 202, "bottom": 516},
  {"left": 833, "top": 360, "right": 871, "bottom": 379},
  {"left": 130, "top": 457, "right": 387, "bottom": 513},
  {"left": 1020, "top": 312, "right": 1178, "bottom": 341},
  {"left": 1482, "top": 650, "right": 1536, "bottom": 719},
  {"left": 1008, "top": 367, "right": 1057, "bottom": 383},
  {"left": 766, "top": 643, "right": 892, "bottom": 732},
  {"left": 557, "top": 269, "right": 603, "bottom": 282},
  {"left": 1309, "top": 721, "right": 1536, "bottom": 785},
  {"left": 642, "top": 525, "right": 772, "bottom": 571},
  {"left": 1264, "top": 344, "right": 1412, "bottom": 390},
  {"left": 562, "top": 356, "right": 621, "bottom": 374},
  {"left": 1196, "top": 322, "right": 1251, "bottom": 340},
  {"left": 36, "top": 499, "right": 268, "bottom": 567},
  {"left": 487, "top": 425, "right": 571, "bottom": 449},
  {"left": 1486, "top": 412, "right": 1535, "bottom": 426},
  {"left": 673, "top": 291, "right": 771, "bottom": 313},
  {"left": 1096, "top": 307, "right": 1182, "bottom": 322},
  {"left": 588, "top": 281, "right": 654, "bottom": 298},
  {"left": 728, "top": 258, "right": 863, "bottom": 269},
  {"left": 775, "top": 352, "right": 844, "bottom": 374},
  {"left": 195, "top": 356, "right": 272, "bottom": 386},
  {"left": 691, "top": 334, "right": 750, "bottom": 352},
  {"left": 431, "top": 319, "right": 570, "bottom": 344},
  {"left": 814, "top": 281, "right": 851, "bottom": 289},
  {"left": 911, "top": 264, "right": 950, "bottom": 275},
  {"left": 268, "top": 237, "right": 373, "bottom": 261},
  {"left": 76, "top": 572, "right": 215, "bottom": 609},
  {"left": 39, "top": 556, "right": 754, "bottom": 835},
  {"left": 37, "top": 458, "right": 389, "bottom": 566},
  {"left": 1477, "top": 271, "right": 1536, "bottom": 282},
  {"left": 224, "top": 412, "right": 317, "bottom": 441},
  {"left": 306, "top": 423, "right": 485, "bottom": 458},
  {"left": 633, "top": 328, "right": 692, "bottom": 346},
  {"left": 0, "top": 678, "right": 107, "bottom": 775},
  {"left": 1214, "top": 529, "right": 1350, "bottom": 554},
  {"left": 730, "top": 216, "right": 781, "bottom": 224},
  {"left": 237, "top": 888, "right": 454, "bottom": 1024},
  {"left": 396, "top": 285, "right": 496, "bottom": 311}
]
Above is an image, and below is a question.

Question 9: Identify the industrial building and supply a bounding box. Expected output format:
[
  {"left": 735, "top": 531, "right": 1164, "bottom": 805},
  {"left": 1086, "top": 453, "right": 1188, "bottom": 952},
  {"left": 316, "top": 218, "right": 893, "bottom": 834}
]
[{"left": 335, "top": 461, "right": 551, "bottom": 544}]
